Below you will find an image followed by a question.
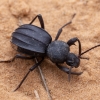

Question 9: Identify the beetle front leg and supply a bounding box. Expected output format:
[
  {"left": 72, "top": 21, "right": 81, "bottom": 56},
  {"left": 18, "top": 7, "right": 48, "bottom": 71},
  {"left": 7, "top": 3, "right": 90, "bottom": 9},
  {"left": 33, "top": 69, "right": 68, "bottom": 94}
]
[
  {"left": 0, "top": 54, "right": 34, "bottom": 63},
  {"left": 56, "top": 64, "right": 83, "bottom": 75},
  {"left": 67, "top": 37, "right": 82, "bottom": 55},
  {"left": 56, "top": 64, "right": 83, "bottom": 81}
]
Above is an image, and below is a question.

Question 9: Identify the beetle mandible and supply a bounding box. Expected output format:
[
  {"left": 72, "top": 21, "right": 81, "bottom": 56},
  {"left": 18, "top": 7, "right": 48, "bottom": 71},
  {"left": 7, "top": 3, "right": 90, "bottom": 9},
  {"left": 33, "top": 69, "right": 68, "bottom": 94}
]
[{"left": 0, "top": 14, "right": 100, "bottom": 91}]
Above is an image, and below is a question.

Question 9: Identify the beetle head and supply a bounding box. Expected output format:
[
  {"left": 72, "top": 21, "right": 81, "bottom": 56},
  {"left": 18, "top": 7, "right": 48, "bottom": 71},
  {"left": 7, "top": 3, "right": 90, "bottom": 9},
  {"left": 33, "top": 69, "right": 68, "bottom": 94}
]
[{"left": 66, "top": 53, "right": 80, "bottom": 68}]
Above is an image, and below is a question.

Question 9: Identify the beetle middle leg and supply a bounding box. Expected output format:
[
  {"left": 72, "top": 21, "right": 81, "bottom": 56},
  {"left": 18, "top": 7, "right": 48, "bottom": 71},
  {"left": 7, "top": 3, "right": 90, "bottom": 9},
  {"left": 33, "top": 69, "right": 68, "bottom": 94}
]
[
  {"left": 14, "top": 57, "right": 44, "bottom": 91},
  {"left": 0, "top": 54, "right": 34, "bottom": 63},
  {"left": 67, "top": 38, "right": 89, "bottom": 60}
]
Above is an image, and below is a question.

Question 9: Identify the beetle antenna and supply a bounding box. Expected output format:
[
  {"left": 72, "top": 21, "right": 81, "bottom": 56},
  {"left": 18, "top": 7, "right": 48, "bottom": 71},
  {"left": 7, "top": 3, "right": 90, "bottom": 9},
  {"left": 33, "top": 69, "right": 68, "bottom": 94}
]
[
  {"left": 80, "top": 44, "right": 100, "bottom": 56},
  {"left": 55, "top": 13, "right": 76, "bottom": 40}
]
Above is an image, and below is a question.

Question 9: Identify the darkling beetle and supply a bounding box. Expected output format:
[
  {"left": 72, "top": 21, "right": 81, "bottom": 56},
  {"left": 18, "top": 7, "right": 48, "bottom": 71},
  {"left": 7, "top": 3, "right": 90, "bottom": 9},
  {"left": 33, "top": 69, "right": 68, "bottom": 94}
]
[{"left": 0, "top": 14, "right": 100, "bottom": 91}]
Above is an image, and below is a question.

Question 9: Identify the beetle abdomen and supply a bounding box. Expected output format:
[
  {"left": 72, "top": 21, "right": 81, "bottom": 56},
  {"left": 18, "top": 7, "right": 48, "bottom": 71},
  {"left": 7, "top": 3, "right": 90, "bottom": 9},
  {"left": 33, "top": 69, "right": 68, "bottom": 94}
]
[{"left": 11, "top": 24, "right": 52, "bottom": 54}]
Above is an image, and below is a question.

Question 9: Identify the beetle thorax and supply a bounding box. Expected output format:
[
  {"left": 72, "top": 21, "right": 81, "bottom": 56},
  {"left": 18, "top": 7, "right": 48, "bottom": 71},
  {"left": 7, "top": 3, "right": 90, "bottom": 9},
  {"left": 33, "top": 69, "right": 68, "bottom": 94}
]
[{"left": 47, "top": 41, "right": 70, "bottom": 63}]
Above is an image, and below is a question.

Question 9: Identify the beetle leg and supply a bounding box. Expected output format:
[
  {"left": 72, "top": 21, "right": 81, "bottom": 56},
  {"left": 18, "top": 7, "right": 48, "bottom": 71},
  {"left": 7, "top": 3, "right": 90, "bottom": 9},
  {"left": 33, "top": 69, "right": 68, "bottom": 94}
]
[
  {"left": 55, "top": 13, "right": 76, "bottom": 40},
  {"left": 0, "top": 54, "right": 34, "bottom": 63},
  {"left": 29, "top": 14, "right": 45, "bottom": 29},
  {"left": 14, "top": 58, "right": 44, "bottom": 91},
  {"left": 56, "top": 64, "right": 83, "bottom": 81},
  {"left": 67, "top": 37, "right": 82, "bottom": 56},
  {"left": 56, "top": 64, "right": 83, "bottom": 75}
]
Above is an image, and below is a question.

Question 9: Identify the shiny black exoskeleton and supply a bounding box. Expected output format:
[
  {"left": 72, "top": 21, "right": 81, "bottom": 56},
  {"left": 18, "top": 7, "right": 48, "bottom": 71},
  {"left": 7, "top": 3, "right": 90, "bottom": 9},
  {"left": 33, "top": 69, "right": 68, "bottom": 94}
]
[{"left": 0, "top": 14, "right": 100, "bottom": 91}]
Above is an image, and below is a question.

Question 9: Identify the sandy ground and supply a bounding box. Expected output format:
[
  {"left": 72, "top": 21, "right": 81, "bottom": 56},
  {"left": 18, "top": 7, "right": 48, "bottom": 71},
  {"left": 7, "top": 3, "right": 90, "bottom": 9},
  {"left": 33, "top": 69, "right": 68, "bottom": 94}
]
[{"left": 0, "top": 0, "right": 100, "bottom": 100}]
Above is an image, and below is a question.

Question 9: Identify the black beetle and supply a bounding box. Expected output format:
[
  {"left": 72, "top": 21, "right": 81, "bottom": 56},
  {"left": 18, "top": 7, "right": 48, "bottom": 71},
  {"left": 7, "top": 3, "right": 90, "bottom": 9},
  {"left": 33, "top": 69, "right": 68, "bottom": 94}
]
[{"left": 0, "top": 14, "right": 100, "bottom": 91}]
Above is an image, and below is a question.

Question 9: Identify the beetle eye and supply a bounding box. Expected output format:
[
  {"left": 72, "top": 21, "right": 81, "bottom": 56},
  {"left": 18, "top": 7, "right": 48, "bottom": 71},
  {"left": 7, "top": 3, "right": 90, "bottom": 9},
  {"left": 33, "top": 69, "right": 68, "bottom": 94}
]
[{"left": 66, "top": 53, "right": 80, "bottom": 68}]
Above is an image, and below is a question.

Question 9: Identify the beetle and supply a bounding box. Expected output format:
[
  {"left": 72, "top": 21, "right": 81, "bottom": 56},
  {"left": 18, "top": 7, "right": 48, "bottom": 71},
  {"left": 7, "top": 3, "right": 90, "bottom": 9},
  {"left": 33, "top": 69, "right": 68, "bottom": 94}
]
[{"left": 0, "top": 14, "right": 100, "bottom": 91}]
